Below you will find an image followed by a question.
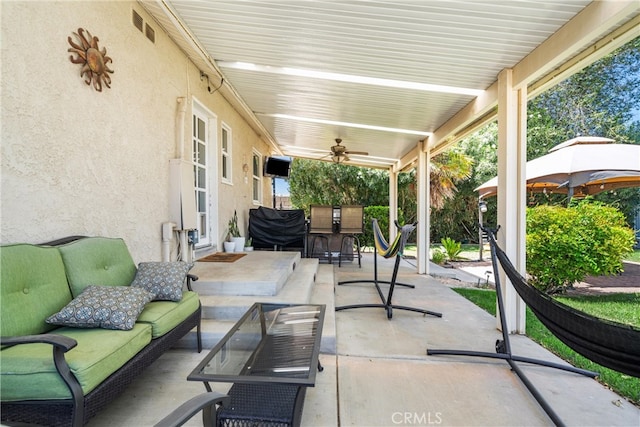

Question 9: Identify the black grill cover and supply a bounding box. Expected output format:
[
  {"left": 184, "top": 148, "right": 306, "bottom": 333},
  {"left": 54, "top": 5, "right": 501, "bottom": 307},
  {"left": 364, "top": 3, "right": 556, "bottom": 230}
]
[{"left": 249, "top": 207, "right": 306, "bottom": 249}]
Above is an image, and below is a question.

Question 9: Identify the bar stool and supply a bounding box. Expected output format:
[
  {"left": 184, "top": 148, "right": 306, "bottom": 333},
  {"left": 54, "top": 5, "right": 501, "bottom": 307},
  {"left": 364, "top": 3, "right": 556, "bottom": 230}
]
[
  {"left": 338, "top": 205, "right": 363, "bottom": 267},
  {"left": 308, "top": 205, "right": 334, "bottom": 263}
]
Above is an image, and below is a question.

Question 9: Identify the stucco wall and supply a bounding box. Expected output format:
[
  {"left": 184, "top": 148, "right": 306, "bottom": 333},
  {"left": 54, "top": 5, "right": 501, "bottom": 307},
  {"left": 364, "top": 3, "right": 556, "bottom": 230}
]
[{"left": 1, "top": 1, "right": 272, "bottom": 262}]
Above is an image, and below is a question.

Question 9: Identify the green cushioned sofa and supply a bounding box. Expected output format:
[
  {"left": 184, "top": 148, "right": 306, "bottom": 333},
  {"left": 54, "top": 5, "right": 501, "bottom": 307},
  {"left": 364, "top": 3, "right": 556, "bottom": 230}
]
[{"left": 1, "top": 236, "right": 202, "bottom": 427}]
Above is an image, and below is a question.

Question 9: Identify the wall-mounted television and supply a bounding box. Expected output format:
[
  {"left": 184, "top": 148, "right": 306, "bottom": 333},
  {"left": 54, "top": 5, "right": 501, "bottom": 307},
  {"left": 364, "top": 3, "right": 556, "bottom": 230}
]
[{"left": 263, "top": 157, "right": 291, "bottom": 178}]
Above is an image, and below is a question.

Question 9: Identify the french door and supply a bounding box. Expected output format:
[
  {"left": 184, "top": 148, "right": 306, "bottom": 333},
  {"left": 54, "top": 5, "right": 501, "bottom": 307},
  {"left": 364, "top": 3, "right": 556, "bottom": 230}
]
[{"left": 193, "top": 104, "right": 211, "bottom": 247}]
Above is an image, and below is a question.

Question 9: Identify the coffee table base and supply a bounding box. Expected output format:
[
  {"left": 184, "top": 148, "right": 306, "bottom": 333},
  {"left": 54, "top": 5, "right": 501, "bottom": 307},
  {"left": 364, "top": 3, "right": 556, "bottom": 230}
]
[{"left": 218, "top": 383, "right": 306, "bottom": 427}]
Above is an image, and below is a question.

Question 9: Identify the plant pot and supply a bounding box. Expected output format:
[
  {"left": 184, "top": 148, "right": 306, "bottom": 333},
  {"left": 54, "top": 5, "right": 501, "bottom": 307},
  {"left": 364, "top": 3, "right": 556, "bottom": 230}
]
[
  {"left": 223, "top": 241, "right": 236, "bottom": 252},
  {"left": 244, "top": 246, "right": 254, "bottom": 252},
  {"left": 231, "top": 237, "right": 245, "bottom": 252}
]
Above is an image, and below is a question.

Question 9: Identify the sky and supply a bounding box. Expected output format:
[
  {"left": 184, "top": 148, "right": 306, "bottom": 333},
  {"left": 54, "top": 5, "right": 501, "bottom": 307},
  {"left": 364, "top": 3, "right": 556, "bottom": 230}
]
[{"left": 274, "top": 177, "right": 290, "bottom": 196}]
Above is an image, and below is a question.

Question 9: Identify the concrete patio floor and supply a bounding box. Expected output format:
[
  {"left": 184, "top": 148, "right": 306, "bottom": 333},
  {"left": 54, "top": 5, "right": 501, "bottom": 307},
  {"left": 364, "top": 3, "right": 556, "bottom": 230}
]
[{"left": 86, "top": 253, "right": 640, "bottom": 427}]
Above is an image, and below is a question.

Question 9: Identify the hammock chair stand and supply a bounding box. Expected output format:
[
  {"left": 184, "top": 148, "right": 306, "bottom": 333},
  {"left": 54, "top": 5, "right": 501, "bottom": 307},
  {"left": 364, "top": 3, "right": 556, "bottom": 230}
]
[
  {"left": 427, "top": 227, "right": 598, "bottom": 427},
  {"left": 336, "top": 220, "right": 442, "bottom": 320}
]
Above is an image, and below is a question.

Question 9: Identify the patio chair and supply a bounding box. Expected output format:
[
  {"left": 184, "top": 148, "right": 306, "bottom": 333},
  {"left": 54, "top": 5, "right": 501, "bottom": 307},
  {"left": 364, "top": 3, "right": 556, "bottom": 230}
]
[
  {"left": 338, "top": 205, "right": 363, "bottom": 268},
  {"left": 155, "top": 392, "right": 229, "bottom": 427},
  {"left": 308, "top": 205, "right": 334, "bottom": 263},
  {"left": 336, "top": 219, "right": 442, "bottom": 320}
]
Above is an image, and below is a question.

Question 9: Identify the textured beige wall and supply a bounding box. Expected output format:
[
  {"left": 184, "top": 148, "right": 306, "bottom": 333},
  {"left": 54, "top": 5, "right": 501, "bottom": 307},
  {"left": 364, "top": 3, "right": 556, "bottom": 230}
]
[{"left": 1, "top": 1, "right": 272, "bottom": 262}]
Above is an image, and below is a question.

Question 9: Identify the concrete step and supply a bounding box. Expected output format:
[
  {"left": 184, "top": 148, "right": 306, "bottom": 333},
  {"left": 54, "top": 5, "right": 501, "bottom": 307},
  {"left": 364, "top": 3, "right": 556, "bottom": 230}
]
[
  {"left": 190, "top": 251, "right": 301, "bottom": 296},
  {"left": 172, "top": 318, "right": 236, "bottom": 351},
  {"left": 310, "top": 264, "right": 337, "bottom": 355},
  {"left": 174, "top": 258, "right": 321, "bottom": 350},
  {"left": 199, "top": 257, "right": 319, "bottom": 321}
]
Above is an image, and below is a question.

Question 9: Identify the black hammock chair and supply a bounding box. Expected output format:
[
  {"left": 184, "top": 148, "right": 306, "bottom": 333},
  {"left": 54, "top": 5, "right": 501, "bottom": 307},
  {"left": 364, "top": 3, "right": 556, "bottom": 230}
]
[
  {"left": 492, "top": 229, "right": 640, "bottom": 378},
  {"left": 428, "top": 227, "right": 640, "bottom": 426},
  {"left": 336, "top": 219, "right": 442, "bottom": 320}
]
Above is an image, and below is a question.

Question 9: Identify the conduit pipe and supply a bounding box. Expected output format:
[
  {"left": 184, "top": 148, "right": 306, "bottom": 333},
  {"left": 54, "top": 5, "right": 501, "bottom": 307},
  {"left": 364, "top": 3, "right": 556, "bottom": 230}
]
[
  {"left": 162, "top": 222, "right": 176, "bottom": 262},
  {"left": 176, "top": 96, "right": 187, "bottom": 159}
]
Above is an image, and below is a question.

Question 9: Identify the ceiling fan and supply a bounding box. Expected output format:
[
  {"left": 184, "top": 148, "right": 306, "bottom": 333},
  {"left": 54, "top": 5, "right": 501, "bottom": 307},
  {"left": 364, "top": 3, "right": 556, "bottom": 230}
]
[{"left": 329, "top": 138, "right": 368, "bottom": 163}]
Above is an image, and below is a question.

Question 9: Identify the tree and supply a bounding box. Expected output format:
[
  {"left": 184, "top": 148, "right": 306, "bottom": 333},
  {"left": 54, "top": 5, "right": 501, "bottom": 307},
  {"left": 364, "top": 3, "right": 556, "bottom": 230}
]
[
  {"left": 443, "top": 37, "right": 640, "bottom": 239},
  {"left": 429, "top": 150, "right": 473, "bottom": 210},
  {"left": 289, "top": 151, "right": 472, "bottom": 229},
  {"left": 429, "top": 124, "right": 498, "bottom": 242},
  {"left": 524, "top": 38, "right": 640, "bottom": 220},
  {"left": 528, "top": 36, "right": 640, "bottom": 151},
  {"left": 289, "top": 160, "right": 390, "bottom": 214}
]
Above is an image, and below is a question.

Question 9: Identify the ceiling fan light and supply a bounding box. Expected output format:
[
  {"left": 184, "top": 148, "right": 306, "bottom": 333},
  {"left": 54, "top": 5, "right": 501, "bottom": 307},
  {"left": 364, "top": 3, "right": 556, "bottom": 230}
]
[{"left": 333, "top": 154, "right": 347, "bottom": 164}]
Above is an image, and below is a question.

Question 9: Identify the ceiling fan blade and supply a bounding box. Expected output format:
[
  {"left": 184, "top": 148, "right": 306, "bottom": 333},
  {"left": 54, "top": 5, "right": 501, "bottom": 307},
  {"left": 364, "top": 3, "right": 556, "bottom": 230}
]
[{"left": 344, "top": 150, "right": 369, "bottom": 155}]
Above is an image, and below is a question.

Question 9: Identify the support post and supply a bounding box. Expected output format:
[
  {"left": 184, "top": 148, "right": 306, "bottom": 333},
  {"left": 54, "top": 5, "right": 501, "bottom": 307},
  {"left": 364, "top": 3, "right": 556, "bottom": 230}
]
[
  {"left": 417, "top": 140, "right": 430, "bottom": 275},
  {"left": 496, "top": 69, "right": 527, "bottom": 334},
  {"left": 389, "top": 167, "right": 398, "bottom": 242}
]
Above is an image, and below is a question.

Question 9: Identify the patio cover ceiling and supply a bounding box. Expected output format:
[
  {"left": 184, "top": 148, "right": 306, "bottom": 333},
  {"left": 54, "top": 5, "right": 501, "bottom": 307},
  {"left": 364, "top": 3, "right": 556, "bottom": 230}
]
[{"left": 141, "top": 1, "right": 639, "bottom": 170}]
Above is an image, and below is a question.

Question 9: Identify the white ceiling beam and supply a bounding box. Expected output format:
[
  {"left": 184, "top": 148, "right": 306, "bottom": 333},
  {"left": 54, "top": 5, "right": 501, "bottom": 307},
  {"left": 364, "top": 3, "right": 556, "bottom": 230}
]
[
  {"left": 512, "top": 0, "right": 640, "bottom": 89},
  {"left": 421, "top": 0, "right": 639, "bottom": 157},
  {"left": 529, "top": 14, "right": 640, "bottom": 98}
]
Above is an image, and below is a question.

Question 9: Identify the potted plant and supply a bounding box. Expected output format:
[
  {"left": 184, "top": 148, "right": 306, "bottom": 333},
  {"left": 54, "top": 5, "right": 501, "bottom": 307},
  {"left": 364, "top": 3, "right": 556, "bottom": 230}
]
[
  {"left": 228, "top": 210, "right": 245, "bottom": 252},
  {"left": 244, "top": 237, "right": 254, "bottom": 252},
  {"left": 223, "top": 239, "right": 236, "bottom": 252}
]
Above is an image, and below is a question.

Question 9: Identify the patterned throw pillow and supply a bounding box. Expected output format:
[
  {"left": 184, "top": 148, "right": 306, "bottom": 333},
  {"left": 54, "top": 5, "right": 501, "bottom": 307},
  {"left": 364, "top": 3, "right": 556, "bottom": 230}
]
[
  {"left": 46, "top": 285, "right": 154, "bottom": 330},
  {"left": 130, "top": 262, "right": 192, "bottom": 302}
]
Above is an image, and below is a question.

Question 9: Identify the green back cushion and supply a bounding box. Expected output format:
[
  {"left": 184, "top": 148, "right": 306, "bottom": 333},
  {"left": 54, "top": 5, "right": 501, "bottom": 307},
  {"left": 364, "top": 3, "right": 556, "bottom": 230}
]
[
  {"left": 0, "top": 244, "right": 72, "bottom": 336},
  {"left": 58, "top": 237, "right": 137, "bottom": 297}
]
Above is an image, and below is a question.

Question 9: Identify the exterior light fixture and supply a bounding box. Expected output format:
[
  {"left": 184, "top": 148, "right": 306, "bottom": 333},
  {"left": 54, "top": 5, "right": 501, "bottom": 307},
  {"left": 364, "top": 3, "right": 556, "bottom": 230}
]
[{"left": 478, "top": 200, "right": 488, "bottom": 261}]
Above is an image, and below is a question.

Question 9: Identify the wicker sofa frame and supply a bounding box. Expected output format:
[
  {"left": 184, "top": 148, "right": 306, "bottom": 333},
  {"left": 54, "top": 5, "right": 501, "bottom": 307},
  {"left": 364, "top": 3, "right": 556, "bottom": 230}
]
[{"left": 1, "top": 236, "right": 202, "bottom": 427}]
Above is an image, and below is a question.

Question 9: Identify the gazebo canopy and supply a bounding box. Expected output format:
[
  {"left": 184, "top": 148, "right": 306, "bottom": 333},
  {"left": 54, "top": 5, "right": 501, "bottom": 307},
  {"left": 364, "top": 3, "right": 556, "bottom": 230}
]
[{"left": 476, "top": 137, "right": 640, "bottom": 198}]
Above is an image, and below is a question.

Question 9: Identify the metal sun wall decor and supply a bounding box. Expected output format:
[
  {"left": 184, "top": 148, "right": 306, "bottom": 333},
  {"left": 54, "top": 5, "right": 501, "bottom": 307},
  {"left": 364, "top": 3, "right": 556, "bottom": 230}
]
[{"left": 68, "top": 28, "right": 113, "bottom": 92}]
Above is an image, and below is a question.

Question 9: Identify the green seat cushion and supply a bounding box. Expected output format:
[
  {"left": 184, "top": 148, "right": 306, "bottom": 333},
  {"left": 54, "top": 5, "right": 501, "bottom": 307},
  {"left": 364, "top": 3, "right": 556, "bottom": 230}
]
[
  {"left": 137, "top": 291, "right": 200, "bottom": 338},
  {"left": 57, "top": 237, "right": 137, "bottom": 297},
  {"left": 0, "top": 244, "right": 72, "bottom": 337},
  {"left": 0, "top": 323, "right": 152, "bottom": 401}
]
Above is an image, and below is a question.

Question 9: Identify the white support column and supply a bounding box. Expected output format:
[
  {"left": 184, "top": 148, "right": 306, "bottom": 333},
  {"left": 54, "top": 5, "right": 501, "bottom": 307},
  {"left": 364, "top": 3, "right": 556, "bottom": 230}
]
[
  {"left": 417, "top": 140, "right": 430, "bottom": 275},
  {"left": 389, "top": 166, "right": 399, "bottom": 242},
  {"left": 497, "top": 69, "right": 527, "bottom": 334}
]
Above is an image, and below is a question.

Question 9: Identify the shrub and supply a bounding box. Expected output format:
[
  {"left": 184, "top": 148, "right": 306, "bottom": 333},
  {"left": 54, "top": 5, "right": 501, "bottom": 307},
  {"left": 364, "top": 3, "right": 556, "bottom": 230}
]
[
  {"left": 440, "top": 237, "right": 462, "bottom": 261},
  {"left": 431, "top": 248, "right": 446, "bottom": 265},
  {"left": 361, "top": 206, "right": 405, "bottom": 248},
  {"left": 526, "top": 200, "right": 635, "bottom": 294}
]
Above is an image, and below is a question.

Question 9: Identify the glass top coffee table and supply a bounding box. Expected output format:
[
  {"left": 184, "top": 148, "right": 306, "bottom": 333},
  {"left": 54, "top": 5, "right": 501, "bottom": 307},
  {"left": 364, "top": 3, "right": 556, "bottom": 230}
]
[{"left": 188, "top": 302, "right": 326, "bottom": 389}]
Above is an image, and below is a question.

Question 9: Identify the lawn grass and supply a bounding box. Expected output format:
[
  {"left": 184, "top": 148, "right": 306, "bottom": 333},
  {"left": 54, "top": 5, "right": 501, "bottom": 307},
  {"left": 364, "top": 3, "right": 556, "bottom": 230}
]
[
  {"left": 558, "top": 293, "right": 640, "bottom": 327},
  {"left": 405, "top": 244, "right": 640, "bottom": 263},
  {"left": 452, "top": 288, "right": 640, "bottom": 406},
  {"left": 627, "top": 249, "right": 640, "bottom": 263}
]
